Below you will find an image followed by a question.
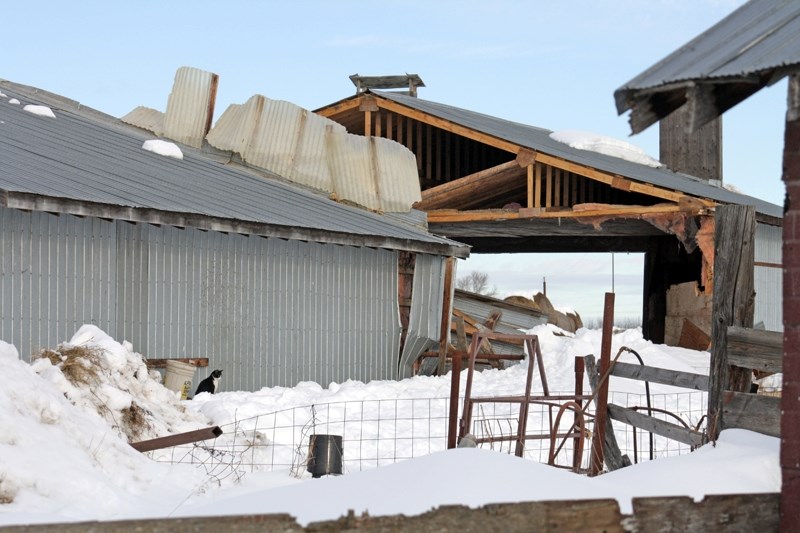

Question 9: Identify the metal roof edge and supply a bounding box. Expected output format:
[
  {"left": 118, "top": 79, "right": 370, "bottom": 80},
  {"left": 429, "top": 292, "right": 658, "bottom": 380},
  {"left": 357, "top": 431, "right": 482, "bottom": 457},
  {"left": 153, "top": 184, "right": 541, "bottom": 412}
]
[{"left": 2, "top": 191, "right": 470, "bottom": 258}]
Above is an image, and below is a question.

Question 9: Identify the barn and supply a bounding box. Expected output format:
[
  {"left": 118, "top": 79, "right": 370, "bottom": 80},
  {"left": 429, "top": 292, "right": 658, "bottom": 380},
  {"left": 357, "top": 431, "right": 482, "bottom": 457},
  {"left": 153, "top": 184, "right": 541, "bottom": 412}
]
[
  {"left": 0, "top": 74, "right": 469, "bottom": 391},
  {"left": 316, "top": 77, "right": 783, "bottom": 346}
]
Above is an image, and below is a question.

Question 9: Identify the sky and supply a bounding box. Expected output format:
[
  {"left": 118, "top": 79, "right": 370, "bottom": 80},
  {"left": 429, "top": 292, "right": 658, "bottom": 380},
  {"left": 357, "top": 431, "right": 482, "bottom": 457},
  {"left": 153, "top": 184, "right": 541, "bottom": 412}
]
[
  {"left": 0, "top": 324, "right": 781, "bottom": 526},
  {"left": 2, "top": 0, "right": 786, "bottom": 319}
]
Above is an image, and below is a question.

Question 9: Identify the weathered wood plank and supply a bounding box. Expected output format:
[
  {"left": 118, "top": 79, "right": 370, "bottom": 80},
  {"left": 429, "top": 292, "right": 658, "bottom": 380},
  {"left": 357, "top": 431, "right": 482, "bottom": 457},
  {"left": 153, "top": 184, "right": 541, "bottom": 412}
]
[
  {"left": 608, "top": 404, "right": 705, "bottom": 447},
  {"left": 722, "top": 391, "right": 781, "bottom": 437},
  {"left": 416, "top": 160, "right": 524, "bottom": 210},
  {"left": 145, "top": 358, "right": 209, "bottom": 369},
  {"left": 632, "top": 493, "right": 779, "bottom": 533},
  {"left": 610, "top": 361, "right": 709, "bottom": 391},
  {"left": 727, "top": 326, "right": 783, "bottom": 372},
  {"left": 707, "top": 204, "right": 756, "bottom": 441},
  {"left": 584, "top": 355, "right": 630, "bottom": 471}
]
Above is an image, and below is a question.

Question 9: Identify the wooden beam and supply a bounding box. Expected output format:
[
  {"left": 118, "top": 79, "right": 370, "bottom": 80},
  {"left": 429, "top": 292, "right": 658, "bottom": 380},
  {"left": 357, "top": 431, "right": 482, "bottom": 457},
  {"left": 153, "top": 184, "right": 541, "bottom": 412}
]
[
  {"left": 610, "top": 362, "right": 709, "bottom": 391},
  {"left": 727, "top": 326, "right": 783, "bottom": 373},
  {"left": 437, "top": 257, "right": 457, "bottom": 375},
  {"left": 722, "top": 391, "right": 780, "bottom": 437},
  {"left": 584, "top": 354, "right": 629, "bottom": 472},
  {"left": 608, "top": 404, "right": 705, "bottom": 447},
  {"left": 145, "top": 358, "right": 209, "bottom": 369},
  {"left": 425, "top": 203, "right": 698, "bottom": 224},
  {"left": 527, "top": 165, "right": 534, "bottom": 209},
  {"left": 415, "top": 160, "right": 524, "bottom": 210},
  {"left": 707, "top": 205, "right": 756, "bottom": 442},
  {"left": 314, "top": 97, "right": 362, "bottom": 118},
  {"left": 375, "top": 98, "right": 519, "bottom": 154}
]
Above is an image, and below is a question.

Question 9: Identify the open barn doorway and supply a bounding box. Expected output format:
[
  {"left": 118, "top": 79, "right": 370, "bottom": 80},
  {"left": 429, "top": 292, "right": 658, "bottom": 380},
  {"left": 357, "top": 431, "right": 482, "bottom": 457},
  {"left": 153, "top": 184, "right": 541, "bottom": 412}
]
[{"left": 455, "top": 252, "right": 645, "bottom": 328}]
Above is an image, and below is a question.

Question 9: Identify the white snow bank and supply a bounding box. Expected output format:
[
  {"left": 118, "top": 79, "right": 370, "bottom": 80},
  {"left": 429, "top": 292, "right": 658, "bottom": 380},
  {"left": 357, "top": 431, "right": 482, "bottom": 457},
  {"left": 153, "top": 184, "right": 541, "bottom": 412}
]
[
  {"left": 174, "top": 429, "right": 779, "bottom": 525},
  {"left": 9, "top": 98, "right": 21, "bottom": 105},
  {"left": 142, "top": 139, "right": 183, "bottom": 160},
  {"left": 22, "top": 104, "right": 56, "bottom": 118},
  {"left": 550, "top": 130, "right": 661, "bottom": 168}
]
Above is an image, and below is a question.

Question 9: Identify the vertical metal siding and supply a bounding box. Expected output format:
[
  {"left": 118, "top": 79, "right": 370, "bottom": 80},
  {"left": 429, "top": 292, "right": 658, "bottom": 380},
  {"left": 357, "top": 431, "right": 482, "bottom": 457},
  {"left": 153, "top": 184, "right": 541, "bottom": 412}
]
[
  {"left": 162, "top": 67, "right": 217, "bottom": 148},
  {"left": 0, "top": 207, "right": 117, "bottom": 360},
  {"left": 115, "top": 223, "right": 401, "bottom": 391},
  {"left": 398, "top": 254, "right": 447, "bottom": 378},
  {"left": 754, "top": 223, "right": 783, "bottom": 331}
]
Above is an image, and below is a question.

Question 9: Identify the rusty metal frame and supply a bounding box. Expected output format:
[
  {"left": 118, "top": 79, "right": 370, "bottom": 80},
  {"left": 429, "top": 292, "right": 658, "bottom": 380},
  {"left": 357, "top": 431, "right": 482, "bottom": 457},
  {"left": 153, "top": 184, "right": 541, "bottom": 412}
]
[{"left": 456, "top": 331, "right": 593, "bottom": 469}]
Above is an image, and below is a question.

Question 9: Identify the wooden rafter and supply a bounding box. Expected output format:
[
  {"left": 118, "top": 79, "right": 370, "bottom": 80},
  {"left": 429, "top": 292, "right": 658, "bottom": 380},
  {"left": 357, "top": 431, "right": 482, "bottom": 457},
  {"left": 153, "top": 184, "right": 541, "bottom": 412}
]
[
  {"left": 318, "top": 94, "right": 718, "bottom": 207},
  {"left": 414, "top": 160, "right": 524, "bottom": 210},
  {"left": 426, "top": 203, "right": 708, "bottom": 224}
]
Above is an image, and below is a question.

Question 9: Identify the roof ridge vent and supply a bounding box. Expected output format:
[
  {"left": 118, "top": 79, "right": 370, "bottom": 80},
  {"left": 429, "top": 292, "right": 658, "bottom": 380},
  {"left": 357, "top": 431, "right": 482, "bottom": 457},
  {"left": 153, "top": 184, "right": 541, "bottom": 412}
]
[{"left": 349, "top": 74, "right": 425, "bottom": 97}]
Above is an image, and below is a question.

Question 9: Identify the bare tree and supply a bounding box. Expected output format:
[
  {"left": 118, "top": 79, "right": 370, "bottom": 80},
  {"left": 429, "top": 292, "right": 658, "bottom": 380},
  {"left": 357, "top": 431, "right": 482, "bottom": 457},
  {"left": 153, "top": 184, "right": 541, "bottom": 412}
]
[{"left": 456, "top": 271, "right": 497, "bottom": 297}]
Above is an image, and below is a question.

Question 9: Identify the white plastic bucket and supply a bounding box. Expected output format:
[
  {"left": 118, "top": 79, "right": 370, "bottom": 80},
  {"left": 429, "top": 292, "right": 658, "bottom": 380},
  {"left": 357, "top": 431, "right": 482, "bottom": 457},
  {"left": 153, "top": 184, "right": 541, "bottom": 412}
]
[{"left": 164, "top": 360, "right": 196, "bottom": 400}]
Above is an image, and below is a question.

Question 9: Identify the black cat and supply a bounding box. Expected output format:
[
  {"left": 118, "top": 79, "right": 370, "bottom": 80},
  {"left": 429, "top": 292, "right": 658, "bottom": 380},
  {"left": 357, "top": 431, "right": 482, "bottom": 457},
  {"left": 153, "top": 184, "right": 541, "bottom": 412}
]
[{"left": 194, "top": 369, "right": 223, "bottom": 396}]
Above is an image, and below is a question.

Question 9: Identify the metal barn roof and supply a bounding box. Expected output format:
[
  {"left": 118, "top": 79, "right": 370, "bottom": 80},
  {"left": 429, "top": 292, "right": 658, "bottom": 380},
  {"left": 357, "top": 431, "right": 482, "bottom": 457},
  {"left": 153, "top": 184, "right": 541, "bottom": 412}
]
[
  {"left": 615, "top": 0, "right": 800, "bottom": 133},
  {"left": 370, "top": 90, "right": 783, "bottom": 219},
  {"left": 0, "top": 81, "right": 468, "bottom": 257}
]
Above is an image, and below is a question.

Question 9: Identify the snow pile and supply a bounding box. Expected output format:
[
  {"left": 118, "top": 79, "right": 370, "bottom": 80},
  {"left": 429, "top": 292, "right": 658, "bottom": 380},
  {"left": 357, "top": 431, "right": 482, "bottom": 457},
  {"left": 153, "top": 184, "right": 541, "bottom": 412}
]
[
  {"left": 0, "top": 325, "right": 779, "bottom": 527},
  {"left": 550, "top": 130, "right": 662, "bottom": 168},
  {"left": 0, "top": 337, "right": 208, "bottom": 523},
  {"left": 142, "top": 139, "right": 183, "bottom": 159},
  {"left": 8, "top": 98, "right": 20, "bottom": 105},
  {"left": 32, "top": 325, "right": 208, "bottom": 442},
  {"left": 22, "top": 104, "right": 56, "bottom": 118}
]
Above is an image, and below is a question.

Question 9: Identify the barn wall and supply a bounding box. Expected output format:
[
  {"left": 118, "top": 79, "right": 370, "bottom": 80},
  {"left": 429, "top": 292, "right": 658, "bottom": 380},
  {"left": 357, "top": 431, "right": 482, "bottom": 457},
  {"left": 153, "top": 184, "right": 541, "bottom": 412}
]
[
  {"left": 0, "top": 208, "right": 118, "bottom": 359},
  {"left": 1, "top": 207, "right": 404, "bottom": 390},
  {"left": 754, "top": 222, "right": 782, "bottom": 332}
]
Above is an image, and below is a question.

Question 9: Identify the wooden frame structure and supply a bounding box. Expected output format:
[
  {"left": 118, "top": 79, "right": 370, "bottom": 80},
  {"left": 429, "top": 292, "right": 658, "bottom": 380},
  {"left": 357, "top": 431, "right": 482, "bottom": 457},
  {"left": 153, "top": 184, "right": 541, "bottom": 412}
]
[{"left": 316, "top": 90, "right": 779, "bottom": 344}]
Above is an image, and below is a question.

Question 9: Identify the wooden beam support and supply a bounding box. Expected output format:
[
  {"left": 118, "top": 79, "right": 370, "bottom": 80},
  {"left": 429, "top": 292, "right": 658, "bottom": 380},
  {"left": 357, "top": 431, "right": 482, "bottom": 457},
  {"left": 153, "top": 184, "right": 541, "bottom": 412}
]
[
  {"left": 314, "top": 96, "right": 362, "bottom": 118},
  {"left": 374, "top": 98, "right": 520, "bottom": 154},
  {"left": 707, "top": 205, "right": 756, "bottom": 442},
  {"left": 415, "top": 160, "right": 524, "bottom": 210},
  {"left": 425, "top": 203, "right": 700, "bottom": 224},
  {"left": 437, "top": 257, "right": 457, "bottom": 375},
  {"left": 727, "top": 326, "right": 783, "bottom": 373},
  {"left": 608, "top": 404, "right": 705, "bottom": 447}
]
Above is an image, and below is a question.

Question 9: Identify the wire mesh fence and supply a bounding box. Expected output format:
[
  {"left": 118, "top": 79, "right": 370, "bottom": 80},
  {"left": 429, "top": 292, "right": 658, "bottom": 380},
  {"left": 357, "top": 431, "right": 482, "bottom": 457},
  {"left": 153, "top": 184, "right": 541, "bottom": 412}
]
[{"left": 151, "top": 389, "right": 709, "bottom": 479}]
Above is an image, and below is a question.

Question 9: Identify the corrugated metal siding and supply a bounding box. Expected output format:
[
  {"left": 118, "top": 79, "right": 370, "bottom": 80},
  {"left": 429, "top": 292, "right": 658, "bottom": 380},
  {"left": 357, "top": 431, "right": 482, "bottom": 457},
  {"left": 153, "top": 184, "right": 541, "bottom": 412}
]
[
  {"left": 0, "top": 207, "right": 117, "bottom": 359},
  {"left": 121, "top": 106, "right": 164, "bottom": 134},
  {"left": 398, "top": 254, "right": 447, "bottom": 378},
  {"left": 0, "top": 83, "right": 465, "bottom": 253},
  {"left": 372, "top": 136, "right": 423, "bottom": 212},
  {"left": 162, "top": 67, "right": 216, "bottom": 148},
  {"left": 617, "top": 0, "right": 800, "bottom": 92},
  {"left": 327, "top": 130, "right": 381, "bottom": 210},
  {"left": 453, "top": 294, "right": 546, "bottom": 331},
  {"left": 754, "top": 223, "right": 783, "bottom": 331},
  {"left": 116, "top": 223, "right": 402, "bottom": 390}
]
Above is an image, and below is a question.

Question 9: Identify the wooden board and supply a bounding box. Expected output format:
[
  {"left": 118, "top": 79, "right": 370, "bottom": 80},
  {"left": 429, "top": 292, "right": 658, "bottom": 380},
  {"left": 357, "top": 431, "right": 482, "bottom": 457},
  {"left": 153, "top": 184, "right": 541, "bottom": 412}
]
[
  {"left": 726, "top": 326, "right": 783, "bottom": 372},
  {"left": 607, "top": 404, "right": 705, "bottom": 447},
  {"left": 722, "top": 391, "right": 781, "bottom": 437},
  {"left": 609, "top": 361, "right": 709, "bottom": 391},
  {"left": 632, "top": 493, "right": 779, "bottom": 533},
  {"left": 145, "top": 358, "right": 209, "bottom": 369}
]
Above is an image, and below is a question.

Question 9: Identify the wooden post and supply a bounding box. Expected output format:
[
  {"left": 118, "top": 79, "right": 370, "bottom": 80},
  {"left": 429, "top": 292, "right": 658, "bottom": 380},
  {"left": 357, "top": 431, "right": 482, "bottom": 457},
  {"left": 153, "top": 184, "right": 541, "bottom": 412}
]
[
  {"left": 437, "top": 257, "right": 457, "bottom": 375},
  {"left": 447, "top": 317, "right": 469, "bottom": 449},
  {"left": 706, "top": 204, "right": 756, "bottom": 442},
  {"left": 590, "top": 292, "right": 615, "bottom": 476},
  {"left": 659, "top": 106, "right": 722, "bottom": 183},
  {"left": 573, "top": 357, "right": 585, "bottom": 471},
  {"left": 782, "top": 73, "right": 800, "bottom": 533}
]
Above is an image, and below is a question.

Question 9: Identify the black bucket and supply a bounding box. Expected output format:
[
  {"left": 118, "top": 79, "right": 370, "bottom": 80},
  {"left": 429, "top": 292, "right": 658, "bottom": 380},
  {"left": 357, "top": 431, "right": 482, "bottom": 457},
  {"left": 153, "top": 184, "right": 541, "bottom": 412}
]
[{"left": 307, "top": 434, "right": 343, "bottom": 478}]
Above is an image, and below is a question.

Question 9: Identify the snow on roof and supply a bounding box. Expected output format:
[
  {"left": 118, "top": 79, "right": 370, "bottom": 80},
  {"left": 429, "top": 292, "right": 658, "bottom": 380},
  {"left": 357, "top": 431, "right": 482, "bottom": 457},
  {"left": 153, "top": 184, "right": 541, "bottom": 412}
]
[
  {"left": 549, "top": 130, "right": 661, "bottom": 168},
  {"left": 142, "top": 139, "right": 183, "bottom": 160},
  {"left": 22, "top": 104, "right": 56, "bottom": 118}
]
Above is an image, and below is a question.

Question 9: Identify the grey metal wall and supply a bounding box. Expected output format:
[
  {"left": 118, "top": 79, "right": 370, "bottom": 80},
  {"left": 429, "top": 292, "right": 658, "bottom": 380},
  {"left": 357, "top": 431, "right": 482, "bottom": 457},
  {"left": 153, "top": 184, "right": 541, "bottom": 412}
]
[
  {"left": 1, "top": 206, "right": 403, "bottom": 390},
  {"left": 398, "top": 254, "right": 447, "bottom": 378},
  {"left": 0, "top": 208, "right": 118, "bottom": 359},
  {"left": 754, "top": 223, "right": 782, "bottom": 332}
]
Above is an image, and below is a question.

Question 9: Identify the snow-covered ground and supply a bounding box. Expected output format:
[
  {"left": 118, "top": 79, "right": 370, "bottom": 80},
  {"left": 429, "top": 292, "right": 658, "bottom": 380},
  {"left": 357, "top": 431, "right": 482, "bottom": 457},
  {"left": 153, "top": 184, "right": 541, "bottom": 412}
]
[{"left": 0, "top": 325, "right": 781, "bottom": 527}]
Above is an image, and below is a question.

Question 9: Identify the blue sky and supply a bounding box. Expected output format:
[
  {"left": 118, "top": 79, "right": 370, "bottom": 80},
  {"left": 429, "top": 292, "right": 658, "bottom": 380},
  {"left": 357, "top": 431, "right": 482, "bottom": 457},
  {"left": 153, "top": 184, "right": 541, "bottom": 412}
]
[{"left": 4, "top": 0, "right": 785, "bottom": 320}]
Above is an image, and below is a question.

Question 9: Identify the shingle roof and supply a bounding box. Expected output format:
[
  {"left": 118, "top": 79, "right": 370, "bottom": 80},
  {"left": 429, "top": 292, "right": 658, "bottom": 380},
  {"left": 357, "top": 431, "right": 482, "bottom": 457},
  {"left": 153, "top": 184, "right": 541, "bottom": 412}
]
[
  {"left": 371, "top": 90, "right": 783, "bottom": 219},
  {"left": 0, "top": 81, "right": 469, "bottom": 257}
]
